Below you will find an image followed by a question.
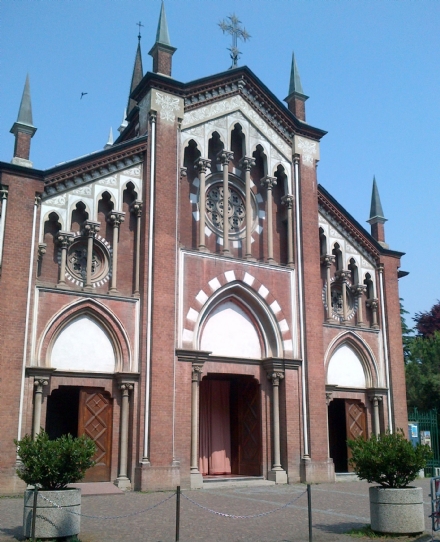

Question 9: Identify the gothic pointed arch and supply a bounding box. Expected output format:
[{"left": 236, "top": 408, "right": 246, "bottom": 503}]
[
  {"left": 38, "top": 298, "right": 132, "bottom": 372},
  {"left": 194, "top": 281, "right": 283, "bottom": 359},
  {"left": 324, "top": 331, "right": 379, "bottom": 389}
]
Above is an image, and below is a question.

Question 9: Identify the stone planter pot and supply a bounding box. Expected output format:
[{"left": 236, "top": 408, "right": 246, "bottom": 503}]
[
  {"left": 369, "top": 486, "right": 424, "bottom": 534},
  {"left": 23, "top": 488, "right": 81, "bottom": 539}
]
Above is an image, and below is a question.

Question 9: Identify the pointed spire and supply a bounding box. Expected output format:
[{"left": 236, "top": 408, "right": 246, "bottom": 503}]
[
  {"left": 10, "top": 74, "right": 37, "bottom": 167},
  {"left": 127, "top": 41, "right": 143, "bottom": 115},
  {"left": 288, "top": 52, "right": 304, "bottom": 96},
  {"left": 104, "top": 127, "right": 114, "bottom": 149},
  {"left": 118, "top": 108, "right": 128, "bottom": 134},
  {"left": 367, "top": 176, "right": 388, "bottom": 247},
  {"left": 284, "top": 52, "right": 308, "bottom": 122},
  {"left": 149, "top": 1, "right": 176, "bottom": 77},
  {"left": 156, "top": 1, "right": 171, "bottom": 46},
  {"left": 369, "top": 176, "right": 386, "bottom": 221}
]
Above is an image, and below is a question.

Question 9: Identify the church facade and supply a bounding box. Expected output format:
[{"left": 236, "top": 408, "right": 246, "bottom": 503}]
[{"left": 0, "top": 6, "right": 407, "bottom": 493}]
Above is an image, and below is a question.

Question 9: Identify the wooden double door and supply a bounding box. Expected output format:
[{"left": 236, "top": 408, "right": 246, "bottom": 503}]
[
  {"left": 199, "top": 376, "right": 261, "bottom": 476},
  {"left": 46, "top": 386, "right": 113, "bottom": 482},
  {"left": 328, "top": 399, "right": 366, "bottom": 472}
]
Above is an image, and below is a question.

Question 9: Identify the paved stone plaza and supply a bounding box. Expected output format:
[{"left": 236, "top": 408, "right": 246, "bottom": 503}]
[{"left": 0, "top": 480, "right": 438, "bottom": 541}]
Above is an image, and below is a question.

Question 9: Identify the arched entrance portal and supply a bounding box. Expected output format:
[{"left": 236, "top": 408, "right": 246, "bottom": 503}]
[
  {"left": 46, "top": 386, "right": 113, "bottom": 482},
  {"left": 199, "top": 375, "right": 261, "bottom": 477}
]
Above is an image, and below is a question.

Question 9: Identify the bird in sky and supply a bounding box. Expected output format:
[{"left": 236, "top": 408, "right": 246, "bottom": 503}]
[{"left": 80, "top": 92, "right": 88, "bottom": 100}]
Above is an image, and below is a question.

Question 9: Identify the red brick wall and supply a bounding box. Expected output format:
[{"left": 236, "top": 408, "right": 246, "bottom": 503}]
[{"left": 0, "top": 170, "right": 43, "bottom": 492}]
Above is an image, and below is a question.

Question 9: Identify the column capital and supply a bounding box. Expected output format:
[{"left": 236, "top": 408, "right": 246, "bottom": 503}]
[
  {"left": 34, "top": 377, "right": 49, "bottom": 389},
  {"left": 195, "top": 157, "right": 211, "bottom": 173},
  {"left": 192, "top": 363, "right": 204, "bottom": 382},
  {"left": 368, "top": 394, "right": 383, "bottom": 403},
  {"left": 326, "top": 391, "right": 333, "bottom": 406},
  {"left": 239, "top": 156, "right": 256, "bottom": 171},
  {"left": 56, "top": 231, "right": 75, "bottom": 248},
  {"left": 335, "top": 269, "right": 350, "bottom": 282},
  {"left": 261, "top": 175, "right": 277, "bottom": 190},
  {"left": 0, "top": 188, "right": 8, "bottom": 199},
  {"left": 149, "top": 111, "right": 157, "bottom": 123},
  {"left": 352, "top": 284, "right": 367, "bottom": 296},
  {"left": 38, "top": 243, "right": 47, "bottom": 259},
  {"left": 35, "top": 195, "right": 42, "bottom": 207},
  {"left": 293, "top": 153, "right": 300, "bottom": 165},
  {"left": 377, "top": 263, "right": 385, "bottom": 273},
  {"left": 107, "top": 211, "right": 125, "bottom": 227},
  {"left": 267, "top": 371, "right": 285, "bottom": 386},
  {"left": 217, "top": 150, "right": 234, "bottom": 165},
  {"left": 119, "top": 382, "right": 134, "bottom": 392},
  {"left": 180, "top": 166, "right": 187, "bottom": 178},
  {"left": 320, "top": 254, "right": 335, "bottom": 268},
  {"left": 366, "top": 297, "right": 379, "bottom": 310},
  {"left": 130, "top": 200, "right": 143, "bottom": 217},
  {"left": 82, "top": 220, "right": 100, "bottom": 237},
  {"left": 281, "top": 194, "right": 294, "bottom": 209}
]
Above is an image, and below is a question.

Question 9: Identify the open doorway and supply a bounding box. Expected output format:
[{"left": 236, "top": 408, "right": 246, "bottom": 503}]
[
  {"left": 46, "top": 386, "right": 113, "bottom": 482},
  {"left": 328, "top": 399, "right": 366, "bottom": 472},
  {"left": 199, "top": 375, "right": 261, "bottom": 477}
]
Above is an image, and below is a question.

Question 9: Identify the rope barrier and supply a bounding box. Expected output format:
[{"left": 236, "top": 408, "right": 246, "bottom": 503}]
[
  {"left": 181, "top": 488, "right": 307, "bottom": 519},
  {"left": 37, "top": 491, "right": 175, "bottom": 519}
]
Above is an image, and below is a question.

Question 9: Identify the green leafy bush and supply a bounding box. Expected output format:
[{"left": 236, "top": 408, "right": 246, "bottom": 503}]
[
  {"left": 347, "top": 429, "right": 432, "bottom": 488},
  {"left": 14, "top": 431, "right": 95, "bottom": 490}
]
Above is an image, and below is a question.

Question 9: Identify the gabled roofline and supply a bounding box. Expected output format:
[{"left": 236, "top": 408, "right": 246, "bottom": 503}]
[
  {"left": 318, "top": 184, "right": 405, "bottom": 259},
  {"left": 125, "top": 65, "right": 327, "bottom": 144},
  {"left": 41, "top": 136, "right": 148, "bottom": 197}
]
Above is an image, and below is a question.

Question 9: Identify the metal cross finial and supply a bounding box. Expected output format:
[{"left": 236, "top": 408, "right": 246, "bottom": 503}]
[
  {"left": 219, "top": 14, "right": 250, "bottom": 68},
  {"left": 136, "top": 21, "right": 144, "bottom": 42}
]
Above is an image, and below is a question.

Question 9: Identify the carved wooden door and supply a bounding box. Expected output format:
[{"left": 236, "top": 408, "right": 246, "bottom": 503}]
[
  {"left": 345, "top": 400, "right": 366, "bottom": 472},
  {"left": 236, "top": 379, "right": 261, "bottom": 476},
  {"left": 78, "top": 388, "right": 113, "bottom": 482}
]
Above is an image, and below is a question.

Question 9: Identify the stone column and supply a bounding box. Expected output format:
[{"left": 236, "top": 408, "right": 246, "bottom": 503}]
[
  {"left": 32, "top": 377, "right": 49, "bottom": 438},
  {"left": 195, "top": 157, "right": 211, "bottom": 252},
  {"left": 366, "top": 298, "right": 379, "bottom": 329},
  {"left": 261, "top": 176, "right": 277, "bottom": 263},
  {"left": 190, "top": 362, "right": 204, "bottom": 489},
  {"left": 369, "top": 395, "right": 383, "bottom": 436},
  {"left": 321, "top": 255, "right": 335, "bottom": 322},
  {"left": 116, "top": 382, "right": 134, "bottom": 489},
  {"left": 82, "top": 221, "right": 100, "bottom": 289},
  {"left": 56, "top": 232, "right": 74, "bottom": 285},
  {"left": 107, "top": 211, "right": 125, "bottom": 293},
  {"left": 239, "top": 156, "right": 256, "bottom": 260},
  {"left": 130, "top": 200, "right": 143, "bottom": 296},
  {"left": 336, "top": 270, "right": 350, "bottom": 324},
  {"left": 218, "top": 150, "right": 234, "bottom": 255},
  {"left": 352, "top": 284, "right": 367, "bottom": 327},
  {"left": 267, "top": 371, "right": 287, "bottom": 483},
  {"left": 281, "top": 194, "right": 294, "bottom": 267}
]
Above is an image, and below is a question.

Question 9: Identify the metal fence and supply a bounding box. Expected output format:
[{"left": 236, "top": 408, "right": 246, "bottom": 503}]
[{"left": 408, "top": 408, "right": 440, "bottom": 476}]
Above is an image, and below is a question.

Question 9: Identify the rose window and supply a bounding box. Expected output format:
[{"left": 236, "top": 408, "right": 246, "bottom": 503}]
[
  {"left": 206, "top": 184, "right": 245, "bottom": 234},
  {"left": 65, "top": 238, "right": 110, "bottom": 286}
]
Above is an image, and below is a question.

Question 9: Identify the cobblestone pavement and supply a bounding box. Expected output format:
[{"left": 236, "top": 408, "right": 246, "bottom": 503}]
[{"left": 0, "top": 480, "right": 438, "bottom": 541}]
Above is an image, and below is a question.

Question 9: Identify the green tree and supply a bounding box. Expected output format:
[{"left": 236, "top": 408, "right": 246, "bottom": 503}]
[
  {"left": 406, "top": 331, "right": 440, "bottom": 411},
  {"left": 405, "top": 300, "right": 440, "bottom": 411}
]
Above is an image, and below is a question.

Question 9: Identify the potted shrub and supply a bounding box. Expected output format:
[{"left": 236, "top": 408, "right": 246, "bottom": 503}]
[
  {"left": 15, "top": 430, "right": 95, "bottom": 540},
  {"left": 348, "top": 429, "right": 432, "bottom": 535}
]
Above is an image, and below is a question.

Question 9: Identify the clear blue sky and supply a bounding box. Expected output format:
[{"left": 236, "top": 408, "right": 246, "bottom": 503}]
[{"left": 1, "top": 0, "right": 439, "bottom": 326}]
